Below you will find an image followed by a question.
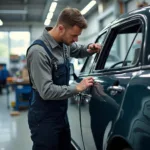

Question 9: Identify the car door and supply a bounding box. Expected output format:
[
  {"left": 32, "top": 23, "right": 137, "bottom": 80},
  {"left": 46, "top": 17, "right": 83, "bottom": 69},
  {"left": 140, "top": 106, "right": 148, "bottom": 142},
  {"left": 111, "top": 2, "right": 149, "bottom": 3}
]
[
  {"left": 79, "top": 16, "right": 144, "bottom": 150},
  {"left": 68, "top": 31, "right": 108, "bottom": 150}
]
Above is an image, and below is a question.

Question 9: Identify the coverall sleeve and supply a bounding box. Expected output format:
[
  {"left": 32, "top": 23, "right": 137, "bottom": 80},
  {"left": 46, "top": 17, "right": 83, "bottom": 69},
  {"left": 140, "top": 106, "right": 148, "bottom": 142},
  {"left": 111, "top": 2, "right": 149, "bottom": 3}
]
[
  {"left": 27, "top": 45, "right": 78, "bottom": 100},
  {"left": 70, "top": 42, "right": 92, "bottom": 58}
]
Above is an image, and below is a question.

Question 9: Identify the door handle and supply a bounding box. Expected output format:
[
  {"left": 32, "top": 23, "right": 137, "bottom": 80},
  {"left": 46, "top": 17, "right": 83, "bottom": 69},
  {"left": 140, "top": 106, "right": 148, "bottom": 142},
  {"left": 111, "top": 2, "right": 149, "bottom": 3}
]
[
  {"left": 82, "top": 93, "right": 92, "bottom": 103},
  {"left": 107, "top": 85, "right": 125, "bottom": 93},
  {"left": 76, "top": 93, "right": 92, "bottom": 104}
]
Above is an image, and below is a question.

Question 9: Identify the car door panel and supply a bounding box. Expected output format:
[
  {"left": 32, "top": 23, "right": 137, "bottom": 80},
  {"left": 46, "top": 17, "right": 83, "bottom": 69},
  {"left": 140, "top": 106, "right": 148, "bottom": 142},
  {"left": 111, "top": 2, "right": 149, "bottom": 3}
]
[
  {"left": 79, "top": 70, "right": 135, "bottom": 150},
  {"left": 68, "top": 99, "right": 84, "bottom": 150}
]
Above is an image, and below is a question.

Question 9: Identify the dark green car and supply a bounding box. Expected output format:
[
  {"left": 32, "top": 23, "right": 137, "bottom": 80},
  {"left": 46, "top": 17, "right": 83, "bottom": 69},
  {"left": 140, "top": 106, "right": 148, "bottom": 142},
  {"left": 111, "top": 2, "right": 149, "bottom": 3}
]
[{"left": 69, "top": 5, "right": 150, "bottom": 150}]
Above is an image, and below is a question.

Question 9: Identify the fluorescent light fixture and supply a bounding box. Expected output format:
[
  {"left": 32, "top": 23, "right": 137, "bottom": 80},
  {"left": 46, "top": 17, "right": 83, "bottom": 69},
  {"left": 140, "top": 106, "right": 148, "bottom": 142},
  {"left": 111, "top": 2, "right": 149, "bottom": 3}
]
[
  {"left": 0, "top": 19, "right": 3, "bottom": 26},
  {"left": 44, "top": 1, "right": 57, "bottom": 26},
  {"left": 47, "top": 12, "right": 53, "bottom": 20},
  {"left": 98, "top": 3, "right": 103, "bottom": 13},
  {"left": 44, "top": 19, "right": 51, "bottom": 26},
  {"left": 81, "top": 0, "right": 97, "bottom": 15},
  {"left": 49, "top": 2, "right": 57, "bottom": 13}
]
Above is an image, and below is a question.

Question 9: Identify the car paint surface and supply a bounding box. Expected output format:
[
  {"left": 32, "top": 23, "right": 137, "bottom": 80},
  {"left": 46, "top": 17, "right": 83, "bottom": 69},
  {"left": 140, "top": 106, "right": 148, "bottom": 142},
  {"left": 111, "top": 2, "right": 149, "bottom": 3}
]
[{"left": 69, "top": 6, "right": 150, "bottom": 150}]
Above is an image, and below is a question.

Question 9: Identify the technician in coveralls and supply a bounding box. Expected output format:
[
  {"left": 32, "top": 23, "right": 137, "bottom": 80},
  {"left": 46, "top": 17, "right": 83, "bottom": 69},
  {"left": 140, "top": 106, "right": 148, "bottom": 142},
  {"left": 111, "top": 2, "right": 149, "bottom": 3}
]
[{"left": 26, "top": 7, "right": 101, "bottom": 150}]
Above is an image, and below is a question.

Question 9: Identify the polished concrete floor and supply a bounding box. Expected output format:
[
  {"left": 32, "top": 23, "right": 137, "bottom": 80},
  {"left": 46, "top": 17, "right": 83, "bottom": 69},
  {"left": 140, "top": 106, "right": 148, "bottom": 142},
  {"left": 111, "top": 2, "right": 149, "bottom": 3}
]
[
  {"left": 0, "top": 90, "right": 32, "bottom": 150},
  {"left": 0, "top": 89, "right": 94, "bottom": 150},
  {"left": 0, "top": 89, "right": 83, "bottom": 150}
]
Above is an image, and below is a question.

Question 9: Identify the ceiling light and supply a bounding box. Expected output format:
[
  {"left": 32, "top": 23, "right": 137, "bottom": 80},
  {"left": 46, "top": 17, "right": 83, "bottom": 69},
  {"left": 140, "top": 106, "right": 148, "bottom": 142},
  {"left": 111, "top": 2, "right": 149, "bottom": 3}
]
[
  {"left": 98, "top": 3, "right": 103, "bottom": 13},
  {"left": 44, "top": 1, "right": 58, "bottom": 26},
  {"left": 47, "top": 12, "right": 53, "bottom": 20},
  {"left": 44, "top": 19, "right": 51, "bottom": 26},
  {"left": 0, "top": 19, "right": 3, "bottom": 26},
  {"left": 49, "top": 2, "right": 57, "bottom": 13},
  {"left": 81, "top": 0, "right": 97, "bottom": 15}
]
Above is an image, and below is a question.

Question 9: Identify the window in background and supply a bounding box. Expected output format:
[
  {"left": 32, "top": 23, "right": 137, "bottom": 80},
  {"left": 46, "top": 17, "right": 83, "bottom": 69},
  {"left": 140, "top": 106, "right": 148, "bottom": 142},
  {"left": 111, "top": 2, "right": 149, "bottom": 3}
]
[
  {"left": 9, "top": 32, "right": 30, "bottom": 55},
  {"left": 0, "top": 32, "right": 9, "bottom": 58}
]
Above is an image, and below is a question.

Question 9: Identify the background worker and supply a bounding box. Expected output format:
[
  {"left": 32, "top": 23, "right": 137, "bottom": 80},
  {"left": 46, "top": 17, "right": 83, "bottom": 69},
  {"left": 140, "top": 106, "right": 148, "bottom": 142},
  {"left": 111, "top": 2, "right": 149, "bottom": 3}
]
[
  {"left": 0, "top": 65, "right": 10, "bottom": 94},
  {"left": 26, "top": 7, "right": 101, "bottom": 150}
]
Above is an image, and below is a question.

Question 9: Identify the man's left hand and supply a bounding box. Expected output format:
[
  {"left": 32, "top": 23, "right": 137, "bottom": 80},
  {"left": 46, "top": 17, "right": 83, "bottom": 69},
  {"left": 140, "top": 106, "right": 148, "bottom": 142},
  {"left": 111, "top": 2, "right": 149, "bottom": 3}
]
[{"left": 87, "top": 43, "right": 102, "bottom": 54}]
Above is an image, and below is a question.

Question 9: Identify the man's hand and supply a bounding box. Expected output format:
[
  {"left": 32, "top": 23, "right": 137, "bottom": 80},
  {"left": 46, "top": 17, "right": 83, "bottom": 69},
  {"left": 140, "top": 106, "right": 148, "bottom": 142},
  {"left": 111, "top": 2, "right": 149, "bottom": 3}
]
[
  {"left": 76, "top": 77, "right": 94, "bottom": 92},
  {"left": 87, "top": 43, "right": 102, "bottom": 54}
]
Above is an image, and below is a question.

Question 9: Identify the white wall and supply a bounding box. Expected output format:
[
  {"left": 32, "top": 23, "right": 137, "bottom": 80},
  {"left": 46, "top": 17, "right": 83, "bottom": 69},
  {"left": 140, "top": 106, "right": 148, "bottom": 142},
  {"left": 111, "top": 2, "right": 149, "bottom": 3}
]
[
  {"left": 79, "top": 11, "right": 100, "bottom": 45},
  {"left": 127, "top": 0, "right": 149, "bottom": 12},
  {"left": 30, "top": 25, "right": 44, "bottom": 43},
  {"left": 127, "top": 0, "right": 137, "bottom": 12},
  {"left": 78, "top": 4, "right": 117, "bottom": 45}
]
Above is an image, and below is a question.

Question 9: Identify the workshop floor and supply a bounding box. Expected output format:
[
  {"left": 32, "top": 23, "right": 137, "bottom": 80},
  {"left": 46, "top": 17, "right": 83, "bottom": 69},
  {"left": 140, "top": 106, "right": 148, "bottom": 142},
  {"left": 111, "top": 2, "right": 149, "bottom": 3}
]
[
  {"left": 0, "top": 89, "right": 82, "bottom": 150},
  {"left": 0, "top": 90, "right": 32, "bottom": 150}
]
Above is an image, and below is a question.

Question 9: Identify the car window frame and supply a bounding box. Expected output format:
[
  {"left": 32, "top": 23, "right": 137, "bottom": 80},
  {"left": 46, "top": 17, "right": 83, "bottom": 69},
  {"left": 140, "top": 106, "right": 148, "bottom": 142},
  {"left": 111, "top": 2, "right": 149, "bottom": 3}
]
[
  {"left": 79, "top": 29, "right": 110, "bottom": 76},
  {"left": 92, "top": 15, "right": 146, "bottom": 74}
]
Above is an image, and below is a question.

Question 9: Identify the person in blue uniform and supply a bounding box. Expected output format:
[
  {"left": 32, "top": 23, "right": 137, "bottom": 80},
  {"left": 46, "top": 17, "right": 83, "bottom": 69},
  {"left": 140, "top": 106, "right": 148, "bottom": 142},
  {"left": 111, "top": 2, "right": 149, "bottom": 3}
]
[
  {"left": 0, "top": 65, "right": 10, "bottom": 94},
  {"left": 26, "top": 7, "right": 101, "bottom": 150}
]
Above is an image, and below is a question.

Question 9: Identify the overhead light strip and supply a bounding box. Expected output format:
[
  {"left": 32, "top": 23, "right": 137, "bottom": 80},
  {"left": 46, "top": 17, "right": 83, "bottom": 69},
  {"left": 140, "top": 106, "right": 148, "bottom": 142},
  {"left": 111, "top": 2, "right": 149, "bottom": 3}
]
[
  {"left": 44, "top": 19, "right": 51, "bottom": 26},
  {"left": 47, "top": 12, "right": 53, "bottom": 20},
  {"left": 49, "top": 2, "right": 57, "bottom": 12},
  {"left": 44, "top": 1, "right": 57, "bottom": 26},
  {"left": 81, "top": 0, "right": 97, "bottom": 15},
  {"left": 0, "top": 19, "right": 3, "bottom": 26}
]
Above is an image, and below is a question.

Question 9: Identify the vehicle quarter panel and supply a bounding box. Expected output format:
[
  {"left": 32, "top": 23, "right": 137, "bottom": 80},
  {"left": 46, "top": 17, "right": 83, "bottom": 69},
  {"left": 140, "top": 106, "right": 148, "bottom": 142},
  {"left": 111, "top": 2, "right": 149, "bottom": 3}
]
[{"left": 108, "top": 70, "right": 150, "bottom": 150}]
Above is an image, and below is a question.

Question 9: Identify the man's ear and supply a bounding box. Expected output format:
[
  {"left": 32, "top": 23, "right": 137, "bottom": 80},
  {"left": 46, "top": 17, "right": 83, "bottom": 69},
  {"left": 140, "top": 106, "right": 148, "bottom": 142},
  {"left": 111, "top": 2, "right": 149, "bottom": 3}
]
[{"left": 58, "top": 24, "right": 65, "bottom": 33}]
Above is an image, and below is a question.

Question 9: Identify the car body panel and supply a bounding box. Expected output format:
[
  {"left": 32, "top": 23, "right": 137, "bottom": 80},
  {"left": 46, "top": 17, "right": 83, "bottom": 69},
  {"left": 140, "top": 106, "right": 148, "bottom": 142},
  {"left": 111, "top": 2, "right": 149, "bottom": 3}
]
[
  {"left": 69, "top": 6, "right": 150, "bottom": 150},
  {"left": 107, "top": 69, "right": 150, "bottom": 150},
  {"left": 68, "top": 100, "right": 84, "bottom": 150},
  {"left": 79, "top": 69, "right": 142, "bottom": 150}
]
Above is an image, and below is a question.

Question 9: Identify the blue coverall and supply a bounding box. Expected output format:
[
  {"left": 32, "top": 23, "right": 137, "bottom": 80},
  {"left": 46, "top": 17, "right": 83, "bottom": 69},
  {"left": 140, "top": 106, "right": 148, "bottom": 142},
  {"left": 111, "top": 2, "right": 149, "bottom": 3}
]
[{"left": 27, "top": 40, "right": 71, "bottom": 150}]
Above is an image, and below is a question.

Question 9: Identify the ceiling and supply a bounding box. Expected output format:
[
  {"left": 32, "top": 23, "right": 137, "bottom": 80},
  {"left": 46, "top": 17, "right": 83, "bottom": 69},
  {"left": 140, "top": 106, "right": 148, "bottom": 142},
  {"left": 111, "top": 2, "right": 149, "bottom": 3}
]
[{"left": 0, "top": 0, "right": 97, "bottom": 28}]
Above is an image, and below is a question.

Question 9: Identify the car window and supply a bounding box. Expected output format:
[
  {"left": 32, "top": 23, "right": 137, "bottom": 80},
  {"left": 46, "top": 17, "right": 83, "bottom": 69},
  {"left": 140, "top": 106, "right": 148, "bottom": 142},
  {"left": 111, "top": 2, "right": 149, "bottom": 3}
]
[
  {"left": 81, "top": 32, "right": 107, "bottom": 73},
  {"left": 103, "top": 20, "right": 143, "bottom": 70},
  {"left": 124, "top": 33, "right": 142, "bottom": 66}
]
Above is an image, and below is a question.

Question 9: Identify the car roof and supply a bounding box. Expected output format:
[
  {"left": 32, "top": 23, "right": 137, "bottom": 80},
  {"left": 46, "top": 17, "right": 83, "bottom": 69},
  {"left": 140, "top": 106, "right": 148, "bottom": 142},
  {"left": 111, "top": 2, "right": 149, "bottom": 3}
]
[{"left": 102, "top": 5, "right": 150, "bottom": 31}]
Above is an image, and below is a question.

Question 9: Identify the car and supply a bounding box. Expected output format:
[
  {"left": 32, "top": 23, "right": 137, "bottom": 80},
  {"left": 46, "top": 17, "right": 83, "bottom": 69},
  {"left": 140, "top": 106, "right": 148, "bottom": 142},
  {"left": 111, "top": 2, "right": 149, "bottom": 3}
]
[{"left": 68, "top": 5, "right": 150, "bottom": 150}]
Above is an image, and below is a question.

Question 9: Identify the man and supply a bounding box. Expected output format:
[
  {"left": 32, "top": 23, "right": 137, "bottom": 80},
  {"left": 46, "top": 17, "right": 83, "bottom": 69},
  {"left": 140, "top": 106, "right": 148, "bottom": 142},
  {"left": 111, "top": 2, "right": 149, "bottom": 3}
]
[
  {"left": 0, "top": 65, "right": 9, "bottom": 94},
  {"left": 26, "top": 7, "right": 101, "bottom": 150}
]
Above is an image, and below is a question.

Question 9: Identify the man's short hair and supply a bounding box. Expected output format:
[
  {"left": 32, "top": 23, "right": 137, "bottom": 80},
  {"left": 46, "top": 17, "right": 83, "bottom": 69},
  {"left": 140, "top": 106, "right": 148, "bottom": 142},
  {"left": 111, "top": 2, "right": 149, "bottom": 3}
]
[{"left": 57, "top": 7, "right": 87, "bottom": 29}]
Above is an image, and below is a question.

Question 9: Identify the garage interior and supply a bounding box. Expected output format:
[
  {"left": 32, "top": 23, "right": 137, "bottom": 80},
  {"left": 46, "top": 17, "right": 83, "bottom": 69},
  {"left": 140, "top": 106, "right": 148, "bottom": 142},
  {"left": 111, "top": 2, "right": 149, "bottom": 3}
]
[{"left": 0, "top": 0, "right": 149, "bottom": 150}]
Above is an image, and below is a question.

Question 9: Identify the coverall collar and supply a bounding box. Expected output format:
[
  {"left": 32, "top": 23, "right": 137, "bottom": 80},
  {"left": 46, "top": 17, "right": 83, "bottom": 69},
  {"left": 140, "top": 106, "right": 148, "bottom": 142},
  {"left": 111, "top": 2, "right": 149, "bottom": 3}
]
[{"left": 43, "top": 27, "right": 59, "bottom": 49}]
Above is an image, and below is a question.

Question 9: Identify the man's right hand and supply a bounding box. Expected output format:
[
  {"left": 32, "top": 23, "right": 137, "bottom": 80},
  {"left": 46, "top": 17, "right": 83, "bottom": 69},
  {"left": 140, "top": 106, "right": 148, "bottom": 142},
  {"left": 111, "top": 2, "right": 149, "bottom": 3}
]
[{"left": 76, "top": 77, "right": 94, "bottom": 92}]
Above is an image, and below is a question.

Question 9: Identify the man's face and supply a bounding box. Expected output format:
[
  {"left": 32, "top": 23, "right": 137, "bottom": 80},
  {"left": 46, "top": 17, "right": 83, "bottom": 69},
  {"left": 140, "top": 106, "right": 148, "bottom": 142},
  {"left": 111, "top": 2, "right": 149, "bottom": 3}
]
[{"left": 61, "top": 25, "right": 82, "bottom": 46}]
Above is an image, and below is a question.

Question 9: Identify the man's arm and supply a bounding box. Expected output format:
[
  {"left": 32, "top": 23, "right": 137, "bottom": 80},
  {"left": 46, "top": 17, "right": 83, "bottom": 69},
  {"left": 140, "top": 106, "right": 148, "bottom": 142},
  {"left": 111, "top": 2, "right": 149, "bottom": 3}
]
[
  {"left": 70, "top": 42, "right": 101, "bottom": 58},
  {"left": 27, "top": 45, "right": 95, "bottom": 100},
  {"left": 27, "top": 45, "right": 78, "bottom": 100}
]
